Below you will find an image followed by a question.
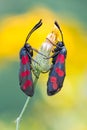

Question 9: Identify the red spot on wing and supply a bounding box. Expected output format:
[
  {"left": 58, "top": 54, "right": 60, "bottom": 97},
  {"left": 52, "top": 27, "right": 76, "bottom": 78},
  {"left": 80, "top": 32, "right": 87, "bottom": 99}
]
[
  {"left": 53, "top": 83, "right": 58, "bottom": 90},
  {"left": 50, "top": 76, "right": 58, "bottom": 90},
  {"left": 22, "top": 55, "right": 29, "bottom": 65},
  {"left": 22, "top": 80, "right": 32, "bottom": 90},
  {"left": 55, "top": 67, "right": 64, "bottom": 77},
  {"left": 56, "top": 54, "right": 65, "bottom": 64},
  {"left": 50, "top": 76, "right": 57, "bottom": 82},
  {"left": 21, "top": 70, "right": 30, "bottom": 77}
]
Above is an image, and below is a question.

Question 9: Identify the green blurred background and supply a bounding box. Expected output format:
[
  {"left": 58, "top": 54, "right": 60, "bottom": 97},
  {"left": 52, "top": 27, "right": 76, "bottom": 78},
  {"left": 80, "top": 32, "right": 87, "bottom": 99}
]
[{"left": 0, "top": 0, "right": 87, "bottom": 130}]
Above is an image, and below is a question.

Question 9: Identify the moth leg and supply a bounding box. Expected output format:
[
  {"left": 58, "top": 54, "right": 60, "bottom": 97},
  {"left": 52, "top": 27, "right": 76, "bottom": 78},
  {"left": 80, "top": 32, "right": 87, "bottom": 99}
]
[
  {"left": 43, "top": 51, "right": 59, "bottom": 60},
  {"left": 32, "top": 47, "right": 47, "bottom": 57}
]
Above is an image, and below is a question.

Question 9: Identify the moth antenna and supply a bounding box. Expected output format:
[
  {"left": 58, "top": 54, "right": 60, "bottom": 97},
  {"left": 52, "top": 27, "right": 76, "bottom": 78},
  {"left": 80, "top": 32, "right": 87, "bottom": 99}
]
[
  {"left": 54, "top": 21, "right": 64, "bottom": 43},
  {"left": 25, "top": 19, "right": 42, "bottom": 44}
]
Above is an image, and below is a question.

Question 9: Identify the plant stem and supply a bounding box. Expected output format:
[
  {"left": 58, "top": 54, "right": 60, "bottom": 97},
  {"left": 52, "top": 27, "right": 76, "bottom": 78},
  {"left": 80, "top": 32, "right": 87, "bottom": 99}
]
[
  {"left": 16, "top": 97, "right": 30, "bottom": 130},
  {"left": 16, "top": 76, "right": 39, "bottom": 130}
]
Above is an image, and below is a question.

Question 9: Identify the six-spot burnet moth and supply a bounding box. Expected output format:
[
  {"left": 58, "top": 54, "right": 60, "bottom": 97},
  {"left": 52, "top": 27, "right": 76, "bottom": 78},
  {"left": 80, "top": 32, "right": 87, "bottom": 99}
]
[
  {"left": 47, "top": 21, "right": 67, "bottom": 96},
  {"left": 19, "top": 20, "right": 67, "bottom": 97},
  {"left": 19, "top": 19, "right": 47, "bottom": 97}
]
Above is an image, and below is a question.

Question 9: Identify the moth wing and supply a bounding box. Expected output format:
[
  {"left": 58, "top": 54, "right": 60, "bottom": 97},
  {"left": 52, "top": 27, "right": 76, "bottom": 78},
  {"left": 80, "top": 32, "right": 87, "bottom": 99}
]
[
  {"left": 47, "top": 47, "right": 67, "bottom": 96},
  {"left": 19, "top": 48, "right": 34, "bottom": 97},
  {"left": 47, "top": 65, "right": 60, "bottom": 96}
]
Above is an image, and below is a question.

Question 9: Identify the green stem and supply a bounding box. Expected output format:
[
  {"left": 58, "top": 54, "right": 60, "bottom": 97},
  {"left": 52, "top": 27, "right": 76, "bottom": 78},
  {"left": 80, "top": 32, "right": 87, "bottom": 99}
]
[
  {"left": 16, "top": 76, "right": 39, "bottom": 130},
  {"left": 16, "top": 97, "right": 30, "bottom": 130}
]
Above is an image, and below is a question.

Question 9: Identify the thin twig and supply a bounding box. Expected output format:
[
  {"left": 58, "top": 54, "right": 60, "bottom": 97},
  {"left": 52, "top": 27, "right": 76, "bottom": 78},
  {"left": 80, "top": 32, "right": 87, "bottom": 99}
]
[
  {"left": 16, "top": 97, "right": 30, "bottom": 130},
  {"left": 16, "top": 76, "right": 39, "bottom": 130}
]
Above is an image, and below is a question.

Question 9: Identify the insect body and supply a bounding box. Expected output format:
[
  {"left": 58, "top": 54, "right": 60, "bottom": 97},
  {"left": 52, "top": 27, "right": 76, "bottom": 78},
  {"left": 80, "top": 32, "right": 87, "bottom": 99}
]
[
  {"left": 19, "top": 43, "right": 34, "bottom": 96},
  {"left": 19, "top": 20, "right": 43, "bottom": 97},
  {"left": 47, "top": 21, "right": 67, "bottom": 96}
]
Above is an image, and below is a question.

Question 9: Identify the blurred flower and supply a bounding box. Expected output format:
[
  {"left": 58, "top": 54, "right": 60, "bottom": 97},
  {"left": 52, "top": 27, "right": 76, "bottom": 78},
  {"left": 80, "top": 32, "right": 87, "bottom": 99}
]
[{"left": 32, "top": 23, "right": 59, "bottom": 77}]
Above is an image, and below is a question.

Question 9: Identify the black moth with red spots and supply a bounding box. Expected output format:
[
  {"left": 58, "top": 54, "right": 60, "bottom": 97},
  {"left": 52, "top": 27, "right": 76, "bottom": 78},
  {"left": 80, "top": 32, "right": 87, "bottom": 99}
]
[
  {"left": 19, "top": 43, "right": 34, "bottom": 97},
  {"left": 47, "top": 21, "right": 67, "bottom": 96},
  {"left": 19, "top": 20, "right": 42, "bottom": 97},
  {"left": 47, "top": 42, "right": 67, "bottom": 95}
]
